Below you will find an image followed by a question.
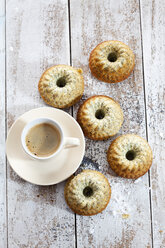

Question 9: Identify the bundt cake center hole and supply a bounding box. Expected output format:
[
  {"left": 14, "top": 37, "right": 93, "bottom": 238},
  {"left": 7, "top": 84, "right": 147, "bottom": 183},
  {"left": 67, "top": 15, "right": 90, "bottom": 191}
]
[
  {"left": 107, "top": 52, "right": 118, "bottom": 62},
  {"left": 95, "top": 109, "right": 105, "bottom": 119},
  {"left": 83, "top": 186, "right": 93, "bottom": 197},
  {"left": 56, "top": 77, "right": 67, "bottom": 88},
  {"left": 126, "top": 150, "right": 136, "bottom": 161}
]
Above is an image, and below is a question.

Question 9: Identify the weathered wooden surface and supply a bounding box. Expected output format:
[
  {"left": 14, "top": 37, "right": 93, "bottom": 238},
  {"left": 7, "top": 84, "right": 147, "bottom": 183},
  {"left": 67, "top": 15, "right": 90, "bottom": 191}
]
[
  {"left": 0, "top": 0, "right": 7, "bottom": 247},
  {"left": 0, "top": 0, "right": 164, "bottom": 247},
  {"left": 140, "top": 0, "right": 165, "bottom": 247},
  {"left": 71, "top": 0, "right": 152, "bottom": 247},
  {"left": 6, "top": 0, "right": 75, "bottom": 247}
]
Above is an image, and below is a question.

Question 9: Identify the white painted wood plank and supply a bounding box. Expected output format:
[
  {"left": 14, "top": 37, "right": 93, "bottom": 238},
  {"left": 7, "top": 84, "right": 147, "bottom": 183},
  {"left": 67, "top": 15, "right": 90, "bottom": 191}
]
[
  {"left": 0, "top": 0, "right": 7, "bottom": 246},
  {"left": 6, "top": 0, "right": 75, "bottom": 247},
  {"left": 0, "top": 0, "right": 5, "bottom": 17},
  {"left": 70, "top": 0, "right": 152, "bottom": 247},
  {"left": 140, "top": 0, "right": 165, "bottom": 247}
]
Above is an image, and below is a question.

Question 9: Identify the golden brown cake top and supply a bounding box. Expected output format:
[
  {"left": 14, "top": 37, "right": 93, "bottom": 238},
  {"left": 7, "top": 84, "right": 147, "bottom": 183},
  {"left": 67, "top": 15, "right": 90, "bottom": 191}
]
[
  {"left": 77, "top": 95, "right": 123, "bottom": 140},
  {"left": 107, "top": 134, "right": 153, "bottom": 179},
  {"left": 64, "top": 170, "right": 111, "bottom": 216},
  {"left": 89, "top": 40, "right": 135, "bottom": 83},
  {"left": 38, "top": 65, "right": 84, "bottom": 108}
]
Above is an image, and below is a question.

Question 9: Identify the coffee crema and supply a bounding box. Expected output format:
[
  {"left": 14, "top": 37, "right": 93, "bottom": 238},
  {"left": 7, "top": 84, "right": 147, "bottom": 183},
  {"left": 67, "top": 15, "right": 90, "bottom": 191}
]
[{"left": 25, "top": 123, "right": 61, "bottom": 157}]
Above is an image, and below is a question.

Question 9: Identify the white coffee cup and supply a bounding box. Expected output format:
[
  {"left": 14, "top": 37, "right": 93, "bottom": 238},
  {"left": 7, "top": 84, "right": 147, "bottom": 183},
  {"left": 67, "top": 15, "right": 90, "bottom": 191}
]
[{"left": 21, "top": 117, "right": 80, "bottom": 160}]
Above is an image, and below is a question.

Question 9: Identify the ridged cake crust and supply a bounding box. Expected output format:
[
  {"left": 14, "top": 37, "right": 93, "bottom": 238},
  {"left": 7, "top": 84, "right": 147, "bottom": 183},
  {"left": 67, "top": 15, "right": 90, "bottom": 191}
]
[
  {"left": 107, "top": 134, "right": 153, "bottom": 179},
  {"left": 77, "top": 95, "right": 123, "bottom": 140},
  {"left": 89, "top": 40, "right": 135, "bottom": 83},
  {"left": 64, "top": 170, "right": 111, "bottom": 216},
  {"left": 38, "top": 65, "right": 84, "bottom": 108}
]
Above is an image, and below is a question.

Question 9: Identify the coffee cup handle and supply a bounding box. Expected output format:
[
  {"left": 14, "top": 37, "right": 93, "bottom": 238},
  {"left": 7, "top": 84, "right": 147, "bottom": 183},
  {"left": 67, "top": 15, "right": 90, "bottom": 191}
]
[{"left": 64, "top": 137, "right": 80, "bottom": 149}]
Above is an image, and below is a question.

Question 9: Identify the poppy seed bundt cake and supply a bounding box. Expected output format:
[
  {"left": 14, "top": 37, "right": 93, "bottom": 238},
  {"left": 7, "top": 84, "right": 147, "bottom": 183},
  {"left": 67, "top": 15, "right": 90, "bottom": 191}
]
[
  {"left": 64, "top": 170, "right": 111, "bottom": 216},
  {"left": 89, "top": 40, "right": 135, "bottom": 83},
  {"left": 38, "top": 65, "right": 84, "bottom": 108},
  {"left": 77, "top": 95, "right": 123, "bottom": 140},
  {"left": 107, "top": 134, "right": 153, "bottom": 179}
]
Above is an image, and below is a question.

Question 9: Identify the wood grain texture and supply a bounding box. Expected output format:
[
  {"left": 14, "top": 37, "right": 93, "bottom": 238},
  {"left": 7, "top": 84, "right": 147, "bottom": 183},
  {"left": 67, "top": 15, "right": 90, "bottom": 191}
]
[
  {"left": 4, "top": 0, "right": 164, "bottom": 247},
  {"left": 140, "top": 0, "right": 165, "bottom": 247},
  {"left": 6, "top": 0, "right": 75, "bottom": 247},
  {"left": 70, "top": 0, "right": 152, "bottom": 247},
  {"left": 0, "top": 0, "right": 7, "bottom": 247}
]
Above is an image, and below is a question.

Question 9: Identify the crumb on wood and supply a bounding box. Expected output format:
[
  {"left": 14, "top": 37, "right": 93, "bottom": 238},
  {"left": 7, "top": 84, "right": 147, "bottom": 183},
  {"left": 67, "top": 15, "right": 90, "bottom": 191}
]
[{"left": 122, "top": 214, "right": 130, "bottom": 219}]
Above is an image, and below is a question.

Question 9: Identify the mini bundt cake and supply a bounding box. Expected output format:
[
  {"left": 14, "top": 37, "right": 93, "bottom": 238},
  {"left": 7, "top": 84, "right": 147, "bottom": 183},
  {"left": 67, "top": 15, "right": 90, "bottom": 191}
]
[
  {"left": 107, "top": 134, "right": 153, "bottom": 179},
  {"left": 77, "top": 95, "right": 123, "bottom": 140},
  {"left": 89, "top": 40, "right": 135, "bottom": 83},
  {"left": 38, "top": 65, "right": 84, "bottom": 108},
  {"left": 64, "top": 170, "right": 111, "bottom": 216}
]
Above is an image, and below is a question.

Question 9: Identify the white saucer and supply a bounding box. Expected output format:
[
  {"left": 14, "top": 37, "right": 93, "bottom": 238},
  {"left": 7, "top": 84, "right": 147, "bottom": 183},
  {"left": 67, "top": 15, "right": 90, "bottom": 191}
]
[{"left": 6, "top": 107, "right": 85, "bottom": 185}]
